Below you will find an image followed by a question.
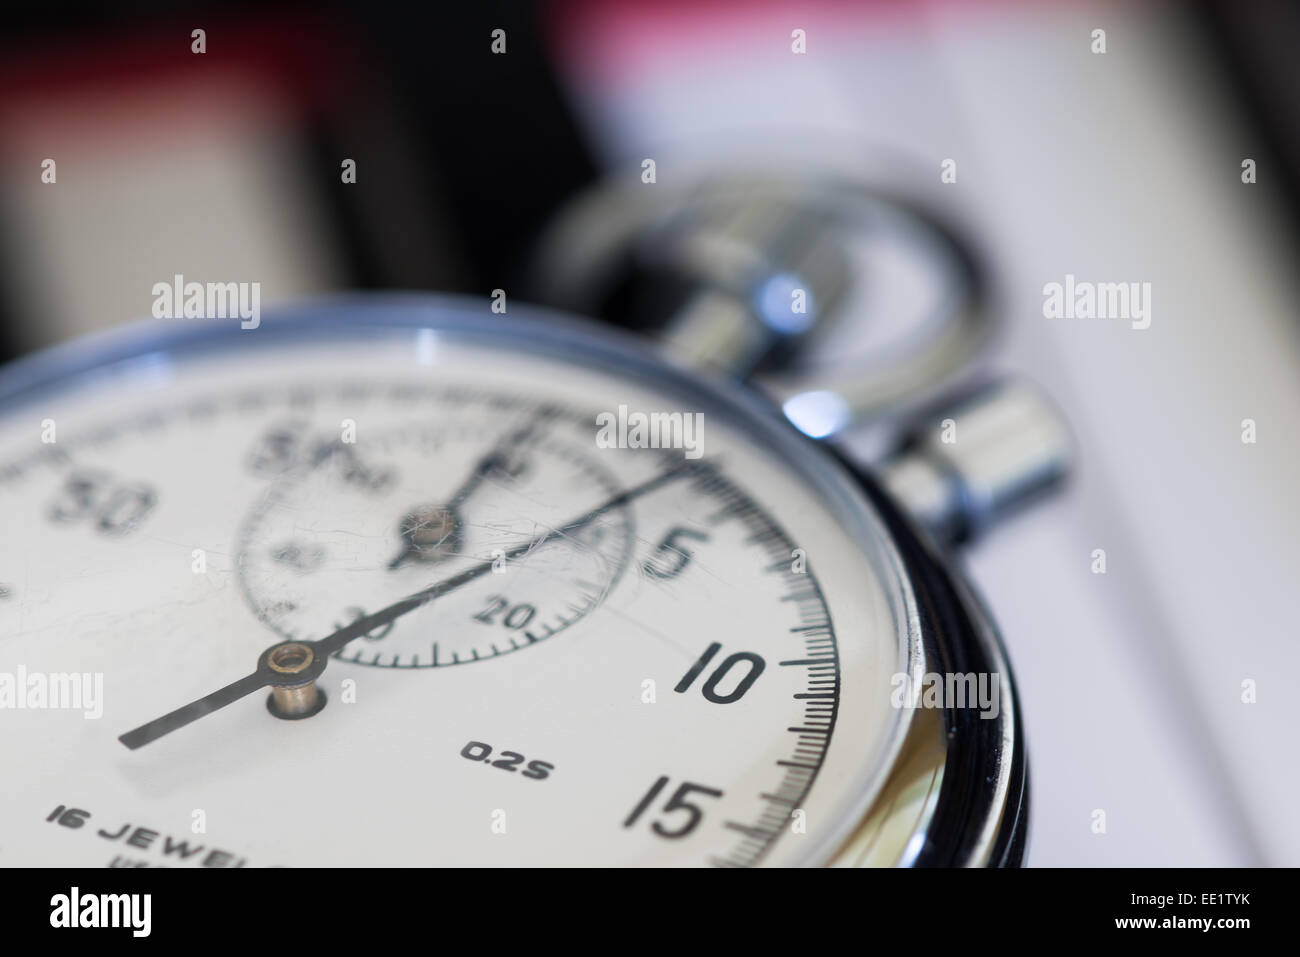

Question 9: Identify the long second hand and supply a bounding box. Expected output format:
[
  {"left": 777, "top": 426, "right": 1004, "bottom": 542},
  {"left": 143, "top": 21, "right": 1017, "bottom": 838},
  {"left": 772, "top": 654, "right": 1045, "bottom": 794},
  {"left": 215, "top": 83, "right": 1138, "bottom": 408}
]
[{"left": 118, "top": 458, "right": 705, "bottom": 750}]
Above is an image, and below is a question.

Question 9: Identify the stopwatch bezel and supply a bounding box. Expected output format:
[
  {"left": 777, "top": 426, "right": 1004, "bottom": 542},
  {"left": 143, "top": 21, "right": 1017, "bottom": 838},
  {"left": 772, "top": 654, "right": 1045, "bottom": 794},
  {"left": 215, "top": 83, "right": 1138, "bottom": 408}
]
[
  {"left": 838, "top": 448, "right": 1028, "bottom": 866},
  {"left": 0, "top": 293, "right": 1022, "bottom": 866}
]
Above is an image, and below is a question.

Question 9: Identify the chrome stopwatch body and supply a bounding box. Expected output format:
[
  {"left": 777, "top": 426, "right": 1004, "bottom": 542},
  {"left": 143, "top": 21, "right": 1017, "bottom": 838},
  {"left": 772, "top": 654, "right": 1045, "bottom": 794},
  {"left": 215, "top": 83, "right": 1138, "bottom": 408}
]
[{"left": 0, "top": 295, "right": 1024, "bottom": 867}]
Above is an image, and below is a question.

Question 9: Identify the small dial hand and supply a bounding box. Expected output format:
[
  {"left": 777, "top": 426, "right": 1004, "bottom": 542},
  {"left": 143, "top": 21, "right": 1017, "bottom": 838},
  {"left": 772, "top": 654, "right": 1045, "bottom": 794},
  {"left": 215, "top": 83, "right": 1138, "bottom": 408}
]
[
  {"left": 445, "top": 404, "right": 559, "bottom": 510},
  {"left": 387, "top": 405, "right": 559, "bottom": 570}
]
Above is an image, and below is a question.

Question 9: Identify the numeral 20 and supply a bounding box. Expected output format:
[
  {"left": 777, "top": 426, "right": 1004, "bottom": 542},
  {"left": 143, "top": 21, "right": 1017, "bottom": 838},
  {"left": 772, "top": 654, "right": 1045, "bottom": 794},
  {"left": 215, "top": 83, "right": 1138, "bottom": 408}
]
[{"left": 472, "top": 595, "right": 536, "bottom": 630}]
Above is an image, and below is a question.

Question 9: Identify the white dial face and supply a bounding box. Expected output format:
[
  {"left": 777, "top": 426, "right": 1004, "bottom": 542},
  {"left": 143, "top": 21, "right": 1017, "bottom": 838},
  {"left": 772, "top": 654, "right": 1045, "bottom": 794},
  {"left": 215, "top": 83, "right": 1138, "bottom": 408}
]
[{"left": 0, "top": 312, "right": 915, "bottom": 867}]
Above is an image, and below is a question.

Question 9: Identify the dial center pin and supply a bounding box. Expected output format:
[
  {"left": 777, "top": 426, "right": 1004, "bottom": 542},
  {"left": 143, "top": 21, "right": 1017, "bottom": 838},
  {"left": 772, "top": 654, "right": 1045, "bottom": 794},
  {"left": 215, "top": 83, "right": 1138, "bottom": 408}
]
[
  {"left": 388, "top": 503, "right": 464, "bottom": 569},
  {"left": 265, "top": 641, "right": 327, "bottom": 720}
]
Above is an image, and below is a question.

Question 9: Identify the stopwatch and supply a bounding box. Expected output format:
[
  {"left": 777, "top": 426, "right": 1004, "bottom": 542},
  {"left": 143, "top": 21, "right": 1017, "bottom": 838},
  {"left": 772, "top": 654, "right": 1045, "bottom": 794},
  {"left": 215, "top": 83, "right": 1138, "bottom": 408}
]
[{"left": 0, "top": 295, "right": 1025, "bottom": 867}]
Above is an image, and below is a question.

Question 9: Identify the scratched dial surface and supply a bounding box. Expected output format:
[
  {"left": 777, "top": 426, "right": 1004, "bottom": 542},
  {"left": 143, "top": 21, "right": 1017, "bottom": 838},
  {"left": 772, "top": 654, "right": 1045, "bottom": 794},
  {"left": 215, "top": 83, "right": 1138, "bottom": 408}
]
[{"left": 0, "top": 303, "right": 915, "bottom": 867}]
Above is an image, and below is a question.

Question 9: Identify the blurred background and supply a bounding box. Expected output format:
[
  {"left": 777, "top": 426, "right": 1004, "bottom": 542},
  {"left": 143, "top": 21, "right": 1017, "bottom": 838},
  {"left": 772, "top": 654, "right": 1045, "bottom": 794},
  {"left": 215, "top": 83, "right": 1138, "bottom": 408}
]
[{"left": 1, "top": 0, "right": 1297, "bottom": 865}]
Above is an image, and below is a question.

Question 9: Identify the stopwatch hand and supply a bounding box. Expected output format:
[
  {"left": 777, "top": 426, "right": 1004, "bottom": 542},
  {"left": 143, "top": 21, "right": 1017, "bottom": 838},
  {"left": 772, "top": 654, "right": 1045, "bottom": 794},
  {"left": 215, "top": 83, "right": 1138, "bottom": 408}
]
[
  {"left": 118, "top": 458, "right": 704, "bottom": 750},
  {"left": 118, "top": 671, "right": 268, "bottom": 750},
  {"left": 319, "top": 457, "right": 705, "bottom": 657},
  {"left": 445, "top": 404, "right": 560, "bottom": 510}
]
